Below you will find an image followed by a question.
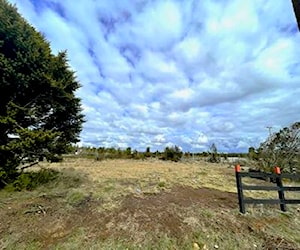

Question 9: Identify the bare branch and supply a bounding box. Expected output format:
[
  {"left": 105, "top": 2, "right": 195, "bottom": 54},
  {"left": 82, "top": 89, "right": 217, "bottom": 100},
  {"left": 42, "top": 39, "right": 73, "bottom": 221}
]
[{"left": 19, "top": 161, "right": 39, "bottom": 171}]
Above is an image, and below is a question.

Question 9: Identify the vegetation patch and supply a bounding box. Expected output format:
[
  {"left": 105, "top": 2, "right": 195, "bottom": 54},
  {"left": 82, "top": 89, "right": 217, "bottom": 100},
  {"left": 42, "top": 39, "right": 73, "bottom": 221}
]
[{"left": 4, "top": 169, "right": 59, "bottom": 192}]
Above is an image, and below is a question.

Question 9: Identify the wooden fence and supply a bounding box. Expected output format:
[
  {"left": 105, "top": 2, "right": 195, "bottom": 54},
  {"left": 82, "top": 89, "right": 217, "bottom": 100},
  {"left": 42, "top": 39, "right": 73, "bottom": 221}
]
[{"left": 235, "top": 165, "right": 300, "bottom": 214}]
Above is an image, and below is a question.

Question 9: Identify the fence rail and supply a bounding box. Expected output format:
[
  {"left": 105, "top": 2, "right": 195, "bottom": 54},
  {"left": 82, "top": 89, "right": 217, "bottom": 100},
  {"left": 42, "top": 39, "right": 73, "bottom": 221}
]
[{"left": 235, "top": 165, "right": 300, "bottom": 213}]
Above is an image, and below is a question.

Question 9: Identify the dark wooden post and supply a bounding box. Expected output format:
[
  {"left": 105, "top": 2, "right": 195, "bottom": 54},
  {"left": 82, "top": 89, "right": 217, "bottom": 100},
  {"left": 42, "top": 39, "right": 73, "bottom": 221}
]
[
  {"left": 275, "top": 167, "right": 287, "bottom": 212},
  {"left": 235, "top": 165, "right": 245, "bottom": 213},
  {"left": 292, "top": 0, "right": 300, "bottom": 31}
]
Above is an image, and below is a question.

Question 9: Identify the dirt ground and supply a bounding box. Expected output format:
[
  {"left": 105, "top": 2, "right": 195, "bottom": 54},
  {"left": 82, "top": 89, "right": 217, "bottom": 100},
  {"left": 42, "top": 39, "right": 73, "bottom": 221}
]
[
  {"left": 0, "top": 185, "right": 238, "bottom": 246},
  {"left": 1, "top": 159, "right": 299, "bottom": 249},
  {"left": 104, "top": 186, "right": 237, "bottom": 238},
  {"left": 1, "top": 186, "right": 297, "bottom": 249}
]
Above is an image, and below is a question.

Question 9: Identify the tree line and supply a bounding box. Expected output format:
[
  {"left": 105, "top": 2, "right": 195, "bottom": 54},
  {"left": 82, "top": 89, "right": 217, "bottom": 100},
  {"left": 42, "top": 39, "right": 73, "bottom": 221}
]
[{"left": 71, "top": 145, "right": 247, "bottom": 162}]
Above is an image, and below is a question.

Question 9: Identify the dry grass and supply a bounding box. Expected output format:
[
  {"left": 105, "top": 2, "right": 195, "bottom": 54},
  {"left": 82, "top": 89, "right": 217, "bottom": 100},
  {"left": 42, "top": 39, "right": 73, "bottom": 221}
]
[
  {"left": 1, "top": 157, "right": 300, "bottom": 249},
  {"left": 48, "top": 157, "right": 237, "bottom": 191},
  {"left": 38, "top": 158, "right": 239, "bottom": 213}
]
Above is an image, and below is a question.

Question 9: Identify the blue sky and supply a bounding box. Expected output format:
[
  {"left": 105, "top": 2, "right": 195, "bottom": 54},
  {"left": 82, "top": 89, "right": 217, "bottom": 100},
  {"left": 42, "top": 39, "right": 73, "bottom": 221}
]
[{"left": 9, "top": 0, "right": 300, "bottom": 152}]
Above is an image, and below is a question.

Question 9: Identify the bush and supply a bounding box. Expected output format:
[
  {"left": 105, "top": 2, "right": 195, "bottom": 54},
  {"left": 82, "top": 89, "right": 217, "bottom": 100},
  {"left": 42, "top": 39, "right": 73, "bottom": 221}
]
[
  {"left": 161, "top": 146, "right": 183, "bottom": 162},
  {"left": 4, "top": 169, "right": 59, "bottom": 191}
]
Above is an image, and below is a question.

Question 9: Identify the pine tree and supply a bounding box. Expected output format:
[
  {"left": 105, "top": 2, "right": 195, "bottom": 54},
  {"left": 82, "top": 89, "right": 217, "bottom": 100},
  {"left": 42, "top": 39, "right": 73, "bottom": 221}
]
[{"left": 0, "top": 0, "right": 84, "bottom": 187}]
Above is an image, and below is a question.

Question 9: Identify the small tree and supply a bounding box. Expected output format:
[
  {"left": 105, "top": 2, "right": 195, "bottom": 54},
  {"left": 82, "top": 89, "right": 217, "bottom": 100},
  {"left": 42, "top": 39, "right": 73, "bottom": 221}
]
[
  {"left": 125, "top": 147, "right": 132, "bottom": 158},
  {"left": 207, "top": 143, "right": 220, "bottom": 163},
  {"left": 258, "top": 122, "right": 300, "bottom": 172},
  {"left": 145, "top": 146, "right": 151, "bottom": 157},
  {"left": 162, "top": 146, "right": 183, "bottom": 162},
  {"left": 248, "top": 147, "right": 259, "bottom": 161}
]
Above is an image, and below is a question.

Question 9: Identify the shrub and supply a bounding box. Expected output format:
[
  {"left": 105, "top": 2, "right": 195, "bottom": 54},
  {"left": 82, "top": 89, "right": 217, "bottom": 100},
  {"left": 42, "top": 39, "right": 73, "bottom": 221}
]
[
  {"left": 161, "top": 146, "right": 183, "bottom": 162},
  {"left": 4, "top": 169, "right": 59, "bottom": 191}
]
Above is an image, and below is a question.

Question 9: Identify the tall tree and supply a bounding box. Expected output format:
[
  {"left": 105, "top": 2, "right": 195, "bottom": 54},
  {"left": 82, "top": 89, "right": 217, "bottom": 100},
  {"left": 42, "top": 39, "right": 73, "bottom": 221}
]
[{"left": 0, "top": 0, "right": 84, "bottom": 186}]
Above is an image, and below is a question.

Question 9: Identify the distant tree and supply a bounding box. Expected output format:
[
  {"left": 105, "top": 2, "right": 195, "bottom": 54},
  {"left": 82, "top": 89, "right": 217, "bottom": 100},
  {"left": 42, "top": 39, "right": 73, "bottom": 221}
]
[
  {"left": 155, "top": 150, "right": 160, "bottom": 158},
  {"left": 162, "top": 145, "right": 183, "bottom": 162},
  {"left": 201, "top": 152, "right": 209, "bottom": 157},
  {"left": 125, "top": 147, "right": 132, "bottom": 158},
  {"left": 117, "top": 148, "right": 122, "bottom": 157},
  {"left": 207, "top": 143, "right": 220, "bottom": 163},
  {"left": 248, "top": 147, "right": 259, "bottom": 161},
  {"left": 258, "top": 122, "right": 300, "bottom": 172},
  {"left": 108, "top": 147, "right": 116, "bottom": 154},
  {"left": 145, "top": 146, "right": 151, "bottom": 157},
  {"left": 0, "top": 1, "right": 84, "bottom": 187},
  {"left": 184, "top": 152, "right": 191, "bottom": 159}
]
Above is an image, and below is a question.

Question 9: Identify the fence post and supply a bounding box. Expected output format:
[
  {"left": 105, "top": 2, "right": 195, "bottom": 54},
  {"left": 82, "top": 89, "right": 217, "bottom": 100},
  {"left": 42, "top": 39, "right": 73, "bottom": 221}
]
[
  {"left": 235, "top": 165, "right": 245, "bottom": 213},
  {"left": 275, "top": 167, "right": 287, "bottom": 212}
]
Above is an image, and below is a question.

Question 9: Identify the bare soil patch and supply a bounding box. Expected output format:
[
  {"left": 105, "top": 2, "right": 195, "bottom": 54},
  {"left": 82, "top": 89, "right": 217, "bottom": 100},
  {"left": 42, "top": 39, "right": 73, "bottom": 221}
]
[
  {"left": 101, "top": 186, "right": 238, "bottom": 239},
  {"left": 0, "top": 185, "right": 238, "bottom": 247},
  {"left": 126, "top": 185, "right": 237, "bottom": 209}
]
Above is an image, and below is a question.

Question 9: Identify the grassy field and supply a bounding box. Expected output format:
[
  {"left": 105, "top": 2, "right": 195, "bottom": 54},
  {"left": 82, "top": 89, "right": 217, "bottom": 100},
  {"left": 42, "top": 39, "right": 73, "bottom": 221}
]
[{"left": 0, "top": 158, "right": 300, "bottom": 249}]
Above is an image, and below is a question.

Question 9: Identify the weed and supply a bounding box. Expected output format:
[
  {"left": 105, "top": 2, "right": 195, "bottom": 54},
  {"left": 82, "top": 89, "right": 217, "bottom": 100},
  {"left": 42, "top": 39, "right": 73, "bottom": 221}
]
[
  {"left": 67, "top": 191, "right": 86, "bottom": 206},
  {"left": 158, "top": 181, "right": 166, "bottom": 188}
]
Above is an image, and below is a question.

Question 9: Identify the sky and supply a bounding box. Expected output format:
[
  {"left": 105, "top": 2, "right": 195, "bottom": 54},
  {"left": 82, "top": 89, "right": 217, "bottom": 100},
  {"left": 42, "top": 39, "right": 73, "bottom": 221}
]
[{"left": 8, "top": 0, "right": 300, "bottom": 153}]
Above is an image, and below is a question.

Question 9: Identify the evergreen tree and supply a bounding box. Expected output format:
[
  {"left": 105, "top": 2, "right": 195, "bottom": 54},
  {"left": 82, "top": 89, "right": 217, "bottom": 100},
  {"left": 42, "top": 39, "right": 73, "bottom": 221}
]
[{"left": 0, "top": 0, "right": 84, "bottom": 187}]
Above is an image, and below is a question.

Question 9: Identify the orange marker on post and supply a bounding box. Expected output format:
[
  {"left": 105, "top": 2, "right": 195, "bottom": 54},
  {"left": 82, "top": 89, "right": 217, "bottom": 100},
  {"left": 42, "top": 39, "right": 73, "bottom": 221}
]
[
  {"left": 274, "top": 166, "right": 286, "bottom": 212},
  {"left": 235, "top": 164, "right": 245, "bottom": 213}
]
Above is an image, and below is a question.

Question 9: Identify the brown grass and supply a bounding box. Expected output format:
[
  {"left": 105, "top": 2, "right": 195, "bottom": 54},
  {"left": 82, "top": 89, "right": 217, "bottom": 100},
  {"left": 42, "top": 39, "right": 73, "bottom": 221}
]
[
  {"left": 48, "top": 158, "right": 237, "bottom": 191},
  {"left": 1, "top": 157, "right": 300, "bottom": 249}
]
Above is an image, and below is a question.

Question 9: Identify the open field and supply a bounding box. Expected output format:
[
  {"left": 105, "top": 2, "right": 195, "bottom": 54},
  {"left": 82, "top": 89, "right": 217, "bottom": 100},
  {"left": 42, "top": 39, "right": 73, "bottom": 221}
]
[{"left": 0, "top": 158, "right": 300, "bottom": 249}]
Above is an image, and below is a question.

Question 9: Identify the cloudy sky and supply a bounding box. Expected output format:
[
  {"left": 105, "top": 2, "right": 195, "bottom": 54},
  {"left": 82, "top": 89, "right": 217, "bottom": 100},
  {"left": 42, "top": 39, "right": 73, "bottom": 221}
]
[{"left": 9, "top": 0, "right": 300, "bottom": 152}]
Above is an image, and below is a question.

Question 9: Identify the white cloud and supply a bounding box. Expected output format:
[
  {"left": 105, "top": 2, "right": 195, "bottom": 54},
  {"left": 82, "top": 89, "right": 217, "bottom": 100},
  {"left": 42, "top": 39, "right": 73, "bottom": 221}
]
[
  {"left": 171, "top": 88, "right": 194, "bottom": 100},
  {"left": 154, "top": 134, "right": 166, "bottom": 144},
  {"left": 197, "top": 134, "right": 209, "bottom": 144},
  {"left": 9, "top": 0, "right": 300, "bottom": 152},
  {"left": 129, "top": 0, "right": 183, "bottom": 50}
]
